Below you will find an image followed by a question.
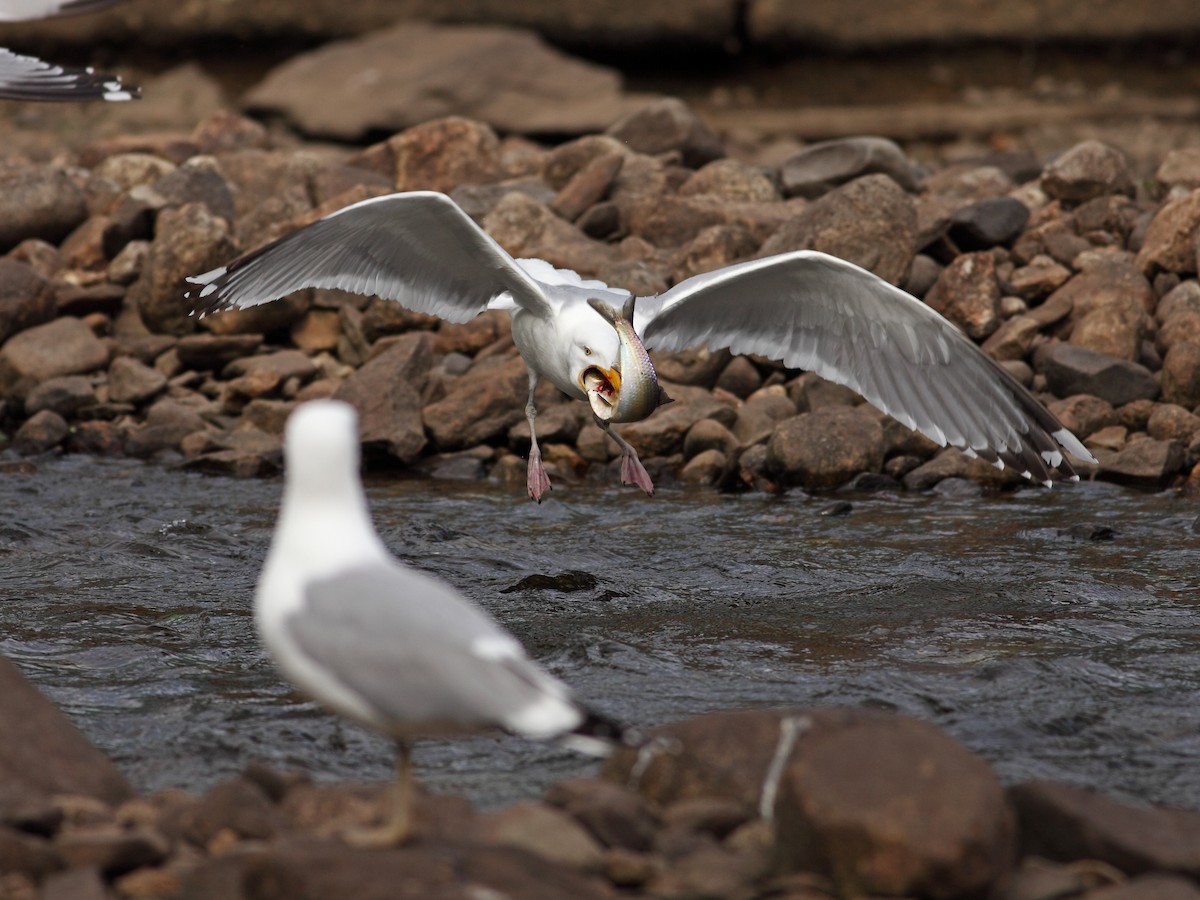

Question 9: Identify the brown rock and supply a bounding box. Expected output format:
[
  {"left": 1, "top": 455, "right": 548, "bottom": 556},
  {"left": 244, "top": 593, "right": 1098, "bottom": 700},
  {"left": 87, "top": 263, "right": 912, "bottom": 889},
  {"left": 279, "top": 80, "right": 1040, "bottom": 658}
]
[
  {"left": 618, "top": 396, "right": 733, "bottom": 459},
  {"left": 0, "top": 259, "right": 55, "bottom": 345},
  {"left": 0, "top": 824, "right": 63, "bottom": 879},
  {"left": 652, "top": 348, "right": 732, "bottom": 388},
  {"left": 1089, "top": 874, "right": 1200, "bottom": 899},
  {"left": 924, "top": 251, "right": 1002, "bottom": 340},
  {"left": 1012, "top": 780, "right": 1200, "bottom": 878},
  {"left": 1009, "top": 254, "right": 1072, "bottom": 300},
  {"left": 780, "top": 136, "right": 919, "bottom": 198},
  {"left": 1136, "top": 189, "right": 1200, "bottom": 275},
  {"left": 679, "top": 448, "right": 727, "bottom": 484},
  {"left": 544, "top": 778, "right": 658, "bottom": 853},
  {"left": 67, "top": 420, "right": 124, "bottom": 456},
  {"left": 1041, "top": 140, "right": 1134, "bottom": 203},
  {"left": 1157, "top": 309, "right": 1200, "bottom": 355},
  {"left": 1097, "top": 437, "right": 1186, "bottom": 485},
  {"left": 24, "top": 376, "right": 96, "bottom": 418},
  {"left": 39, "top": 867, "right": 107, "bottom": 900},
  {"left": 482, "top": 191, "right": 614, "bottom": 275},
  {"left": 765, "top": 406, "right": 884, "bottom": 489},
  {"left": 507, "top": 403, "right": 580, "bottom": 451},
  {"left": 175, "top": 333, "right": 262, "bottom": 370},
  {"left": 1, "top": 317, "right": 110, "bottom": 386},
  {"left": 334, "top": 332, "right": 433, "bottom": 462},
  {"left": 191, "top": 109, "right": 270, "bottom": 154},
  {"left": 981, "top": 314, "right": 1040, "bottom": 361},
  {"left": 424, "top": 354, "right": 531, "bottom": 450},
  {"left": 606, "top": 97, "right": 724, "bottom": 169},
  {"left": 107, "top": 356, "right": 168, "bottom": 405},
  {"left": 56, "top": 283, "right": 126, "bottom": 318},
  {"left": 200, "top": 293, "right": 310, "bottom": 338},
  {"left": 1148, "top": 403, "right": 1200, "bottom": 444},
  {"left": 551, "top": 153, "right": 624, "bottom": 222},
  {"left": 290, "top": 309, "right": 342, "bottom": 352},
  {"left": 0, "top": 166, "right": 89, "bottom": 251},
  {"left": 671, "top": 224, "right": 759, "bottom": 283},
  {"left": 1161, "top": 342, "right": 1200, "bottom": 409},
  {"left": 1046, "top": 394, "right": 1116, "bottom": 440},
  {"left": 773, "top": 711, "right": 1015, "bottom": 899},
  {"left": 133, "top": 203, "right": 237, "bottom": 335},
  {"left": 56, "top": 826, "right": 169, "bottom": 876},
  {"left": 173, "top": 777, "right": 285, "bottom": 846},
  {"left": 542, "top": 135, "right": 630, "bottom": 190},
  {"left": 902, "top": 447, "right": 1021, "bottom": 490},
  {"left": 12, "top": 409, "right": 69, "bottom": 455},
  {"left": 224, "top": 349, "right": 318, "bottom": 385},
  {"left": 392, "top": 116, "right": 504, "bottom": 193},
  {"left": 714, "top": 355, "right": 762, "bottom": 398},
  {"left": 0, "top": 655, "right": 132, "bottom": 805},
  {"left": 682, "top": 417, "right": 739, "bottom": 460},
  {"left": 477, "top": 802, "right": 604, "bottom": 872},
  {"left": 759, "top": 173, "right": 917, "bottom": 286},
  {"left": 679, "top": 159, "right": 778, "bottom": 203}
]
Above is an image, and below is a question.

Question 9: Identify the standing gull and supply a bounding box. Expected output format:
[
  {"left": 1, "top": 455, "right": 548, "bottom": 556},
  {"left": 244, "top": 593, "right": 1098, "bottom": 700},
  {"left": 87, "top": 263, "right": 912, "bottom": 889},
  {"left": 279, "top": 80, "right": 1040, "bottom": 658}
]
[
  {"left": 258, "top": 399, "right": 624, "bottom": 845},
  {"left": 186, "top": 190, "right": 1094, "bottom": 501},
  {"left": 0, "top": 0, "right": 138, "bottom": 101}
]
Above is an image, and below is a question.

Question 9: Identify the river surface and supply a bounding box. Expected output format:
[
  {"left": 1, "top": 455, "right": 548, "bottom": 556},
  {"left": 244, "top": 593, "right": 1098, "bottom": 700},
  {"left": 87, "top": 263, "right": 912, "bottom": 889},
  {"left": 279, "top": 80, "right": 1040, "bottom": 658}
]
[{"left": 1, "top": 454, "right": 1198, "bottom": 811}]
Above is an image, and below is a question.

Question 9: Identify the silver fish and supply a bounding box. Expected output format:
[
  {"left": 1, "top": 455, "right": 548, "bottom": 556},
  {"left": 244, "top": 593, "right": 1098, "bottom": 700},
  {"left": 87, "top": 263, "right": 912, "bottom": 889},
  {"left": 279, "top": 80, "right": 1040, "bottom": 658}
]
[{"left": 585, "top": 297, "right": 672, "bottom": 424}]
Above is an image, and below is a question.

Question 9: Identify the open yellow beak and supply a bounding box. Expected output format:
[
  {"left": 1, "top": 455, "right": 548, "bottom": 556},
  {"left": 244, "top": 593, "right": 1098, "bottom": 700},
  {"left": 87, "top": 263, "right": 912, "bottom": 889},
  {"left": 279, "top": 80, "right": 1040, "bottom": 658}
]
[{"left": 582, "top": 365, "right": 622, "bottom": 420}]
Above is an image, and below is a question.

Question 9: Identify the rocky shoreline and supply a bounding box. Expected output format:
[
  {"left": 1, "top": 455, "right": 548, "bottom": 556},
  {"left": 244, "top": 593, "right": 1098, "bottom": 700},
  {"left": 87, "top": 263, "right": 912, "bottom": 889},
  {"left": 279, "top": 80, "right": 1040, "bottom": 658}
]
[
  {"left": 1, "top": 101, "right": 1199, "bottom": 497},
  {"left": 4, "top": 653, "right": 1200, "bottom": 900}
]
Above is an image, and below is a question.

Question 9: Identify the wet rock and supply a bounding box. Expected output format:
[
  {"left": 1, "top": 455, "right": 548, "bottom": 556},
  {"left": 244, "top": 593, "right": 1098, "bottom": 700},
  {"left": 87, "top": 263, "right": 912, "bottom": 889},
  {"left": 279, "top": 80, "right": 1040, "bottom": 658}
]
[
  {"left": 682, "top": 417, "right": 739, "bottom": 461},
  {"left": 1046, "top": 394, "right": 1116, "bottom": 440},
  {"left": 107, "top": 356, "right": 168, "bottom": 405},
  {"left": 924, "top": 251, "right": 1002, "bottom": 340},
  {"left": 1034, "top": 343, "right": 1159, "bottom": 406},
  {"left": 478, "top": 802, "right": 604, "bottom": 872},
  {"left": 679, "top": 448, "right": 727, "bottom": 484},
  {"left": 606, "top": 98, "right": 724, "bottom": 169},
  {"left": 1041, "top": 140, "right": 1134, "bottom": 203},
  {"left": 133, "top": 202, "right": 237, "bottom": 336},
  {"left": 902, "top": 447, "right": 1019, "bottom": 490},
  {"left": 1136, "top": 188, "right": 1200, "bottom": 275},
  {"left": 773, "top": 711, "right": 1015, "bottom": 899},
  {"left": 0, "top": 259, "right": 56, "bottom": 345},
  {"left": 1097, "top": 438, "right": 1186, "bottom": 485},
  {"left": 24, "top": 375, "right": 96, "bottom": 418},
  {"left": 12, "top": 409, "right": 69, "bottom": 455},
  {"left": 66, "top": 420, "right": 124, "bottom": 456},
  {"left": 1012, "top": 780, "right": 1200, "bottom": 879},
  {"left": 759, "top": 173, "right": 917, "bottom": 286},
  {"left": 1148, "top": 403, "right": 1200, "bottom": 444},
  {"left": 1160, "top": 340, "right": 1200, "bottom": 408},
  {"left": 779, "top": 136, "right": 919, "bottom": 198},
  {"left": 765, "top": 406, "right": 884, "bottom": 489},
  {"left": 391, "top": 115, "right": 504, "bottom": 193},
  {"left": 1059, "top": 523, "right": 1118, "bottom": 541},
  {"left": 335, "top": 332, "right": 433, "bottom": 463},
  {"left": 245, "top": 23, "right": 635, "bottom": 141},
  {"left": 0, "top": 317, "right": 110, "bottom": 392},
  {"left": 175, "top": 334, "right": 262, "bottom": 371},
  {"left": 0, "top": 166, "right": 89, "bottom": 251},
  {"left": 0, "top": 655, "right": 133, "bottom": 805}
]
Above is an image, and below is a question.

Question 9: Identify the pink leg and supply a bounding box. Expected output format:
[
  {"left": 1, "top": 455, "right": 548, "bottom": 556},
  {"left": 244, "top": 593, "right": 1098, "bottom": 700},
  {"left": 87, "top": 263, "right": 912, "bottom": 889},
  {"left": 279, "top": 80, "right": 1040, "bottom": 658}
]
[
  {"left": 525, "top": 369, "right": 551, "bottom": 503},
  {"left": 601, "top": 420, "right": 654, "bottom": 496}
]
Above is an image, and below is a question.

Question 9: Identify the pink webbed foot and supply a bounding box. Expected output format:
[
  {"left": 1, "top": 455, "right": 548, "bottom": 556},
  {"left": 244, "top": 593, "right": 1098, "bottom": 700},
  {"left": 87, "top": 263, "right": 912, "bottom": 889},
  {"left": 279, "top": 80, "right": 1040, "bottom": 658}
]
[
  {"left": 620, "top": 450, "right": 655, "bottom": 496},
  {"left": 527, "top": 445, "right": 553, "bottom": 502}
]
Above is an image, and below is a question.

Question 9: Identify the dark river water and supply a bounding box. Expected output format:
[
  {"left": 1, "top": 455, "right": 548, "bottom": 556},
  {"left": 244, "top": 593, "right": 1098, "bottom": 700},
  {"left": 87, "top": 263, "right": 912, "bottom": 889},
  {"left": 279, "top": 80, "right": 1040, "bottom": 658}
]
[{"left": 1, "top": 454, "right": 1198, "bottom": 811}]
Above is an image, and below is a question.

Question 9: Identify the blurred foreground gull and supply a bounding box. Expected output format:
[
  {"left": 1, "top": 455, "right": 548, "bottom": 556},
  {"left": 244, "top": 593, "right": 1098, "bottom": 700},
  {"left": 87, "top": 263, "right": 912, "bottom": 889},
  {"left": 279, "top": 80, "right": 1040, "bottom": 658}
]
[
  {"left": 258, "top": 399, "right": 626, "bottom": 845},
  {"left": 186, "top": 191, "right": 1094, "bottom": 501},
  {"left": 0, "top": 0, "right": 138, "bottom": 101}
]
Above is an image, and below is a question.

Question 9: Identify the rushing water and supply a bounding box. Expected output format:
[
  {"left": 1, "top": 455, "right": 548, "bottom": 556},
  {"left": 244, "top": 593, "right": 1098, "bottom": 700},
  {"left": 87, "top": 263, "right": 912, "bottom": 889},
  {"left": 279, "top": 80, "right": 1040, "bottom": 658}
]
[{"left": 0, "top": 454, "right": 1198, "bottom": 810}]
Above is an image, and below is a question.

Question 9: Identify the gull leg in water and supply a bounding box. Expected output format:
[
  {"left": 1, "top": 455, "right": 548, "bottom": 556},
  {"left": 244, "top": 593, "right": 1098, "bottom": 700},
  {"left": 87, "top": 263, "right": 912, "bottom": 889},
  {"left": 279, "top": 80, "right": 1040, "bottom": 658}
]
[
  {"left": 343, "top": 742, "right": 414, "bottom": 847},
  {"left": 594, "top": 414, "right": 655, "bottom": 496},
  {"left": 524, "top": 369, "right": 552, "bottom": 503}
]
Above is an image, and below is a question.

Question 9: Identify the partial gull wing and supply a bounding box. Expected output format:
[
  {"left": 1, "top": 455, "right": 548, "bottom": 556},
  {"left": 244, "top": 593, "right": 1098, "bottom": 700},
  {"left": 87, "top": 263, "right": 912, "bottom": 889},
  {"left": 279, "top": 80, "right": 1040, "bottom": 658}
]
[
  {"left": 0, "top": 0, "right": 122, "bottom": 20},
  {"left": 288, "top": 563, "right": 584, "bottom": 740},
  {"left": 635, "top": 250, "right": 1094, "bottom": 484},
  {"left": 186, "top": 191, "right": 554, "bottom": 323},
  {"left": 0, "top": 47, "right": 137, "bottom": 100}
]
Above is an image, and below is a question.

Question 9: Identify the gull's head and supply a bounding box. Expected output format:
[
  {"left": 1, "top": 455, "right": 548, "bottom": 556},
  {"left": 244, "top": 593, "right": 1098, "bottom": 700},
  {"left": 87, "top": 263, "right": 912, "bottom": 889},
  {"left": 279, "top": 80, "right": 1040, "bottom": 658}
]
[
  {"left": 566, "top": 309, "right": 621, "bottom": 421},
  {"left": 283, "top": 399, "right": 362, "bottom": 497}
]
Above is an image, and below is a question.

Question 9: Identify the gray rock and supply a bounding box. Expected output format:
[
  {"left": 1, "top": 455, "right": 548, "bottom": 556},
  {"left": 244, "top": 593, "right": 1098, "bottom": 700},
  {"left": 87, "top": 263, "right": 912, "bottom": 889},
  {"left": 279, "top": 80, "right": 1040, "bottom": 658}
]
[
  {"left": 779, "top": 136, "right": 919, "bottom": 198},
  {"left": 946, "top": 196, "right": 1030, "bottom": 249},
  {"left": 759, "top": 173, "right": 917, "bottom": 286},
  {"left": 606, "top": 97, "right": 724, "bottom": 169},
  {"left": 151, "top": 156, "right": 236, "bottom": 224},
  {"left": 0, "top": 166, "right": 88, "bottom": 251},
  {"left": 1034, "top": 343, "right": 1159, "bottom": 405},
  {"left": 765, "top": 406, "right": 884, "bottom": 489},
  {"left": 13, "top": 409, "right": 69, "bottom": 455},
  {"left": 1041, "top": 140, "right": 1134, "bottom": 203}
]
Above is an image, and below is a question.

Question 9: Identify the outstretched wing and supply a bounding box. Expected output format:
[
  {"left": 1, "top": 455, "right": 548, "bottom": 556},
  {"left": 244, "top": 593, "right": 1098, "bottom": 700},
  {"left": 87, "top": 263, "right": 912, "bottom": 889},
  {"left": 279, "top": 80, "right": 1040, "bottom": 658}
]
[
  {"left": 0, "top": 48, "right": 137, "bottom": 101},
  {"left": 185, "top": 191, "right": 554, "bottom": 323},
  {"left": 0, "top": 0, "right": 123, "bottom": 21},
  {"left": 635, "top": 250, "right": 1094, "bottom": 484}
]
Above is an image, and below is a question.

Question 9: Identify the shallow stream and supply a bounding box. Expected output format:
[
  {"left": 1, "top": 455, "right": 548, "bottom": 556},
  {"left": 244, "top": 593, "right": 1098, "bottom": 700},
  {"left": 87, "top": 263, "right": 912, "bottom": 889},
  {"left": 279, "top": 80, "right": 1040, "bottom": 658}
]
[{"left": 1, "top": 455, "right": 1198, "bottom": 810}]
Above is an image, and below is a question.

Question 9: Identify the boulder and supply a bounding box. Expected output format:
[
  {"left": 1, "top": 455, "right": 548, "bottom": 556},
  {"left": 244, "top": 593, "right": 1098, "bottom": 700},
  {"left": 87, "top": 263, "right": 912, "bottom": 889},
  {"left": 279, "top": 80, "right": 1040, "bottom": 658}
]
[
  {"left": 0, "top": 259, "right": 56, "bottom": 345},
  {"left": 107, "top": 356, "right": 168, "bottom": 405},
  {"left": 1136, "top": 188, "right": 1200, "bottom": 275},
  {"left": 24, "top": 376, "right": 96, "bottom": 418},
  {"left": 759, "top": 174, "right": 917, "bottom": 286},
  {"left": 0, "top": 166, "right": 89, "bottom": 251},
  {"left": 779, "top": 136, "right": 919, "bottom": 198},
  {"left": 0, "top": 654, "right": 132, "bottom": 805},
  {"left": 605, "top": 97, "right": 724, "bottom": 169},
  {"left": 1033, "top": 343, "right": 1159, "bottom": 406},
  {"left": 334, "top": 332, "right": 433, "bottom": 463},
  {"left": 1040, "top": 140, "right": 1134, "bottom": 203},
  {"left": 765, "top": 406, "right": 884, "bottom": 489},
  {"left": 1096, "top": 438, "right": 1186, "bottom": 486},
  {"left": 924, "top": 251, "right": 1002, "bottom": 340},
  {"left": 12, "top": 409, "right": 69, "bottom": 455},
  {"left": 390, "top": 116, "right": 504, "bottom": 194},
  {"left": 0, "top": 317, "right": 110, "bottom": 395},
  {"left": 1162, "top": 342, "right": 1200, "bottom": 409}
]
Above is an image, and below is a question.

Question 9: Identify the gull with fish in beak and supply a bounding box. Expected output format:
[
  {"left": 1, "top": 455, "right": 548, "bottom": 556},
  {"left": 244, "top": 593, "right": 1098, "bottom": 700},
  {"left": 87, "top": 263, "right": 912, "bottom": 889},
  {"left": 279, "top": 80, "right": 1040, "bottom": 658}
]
[{"left": 186, "top": 190, "right": 1093, "bottom": 502}]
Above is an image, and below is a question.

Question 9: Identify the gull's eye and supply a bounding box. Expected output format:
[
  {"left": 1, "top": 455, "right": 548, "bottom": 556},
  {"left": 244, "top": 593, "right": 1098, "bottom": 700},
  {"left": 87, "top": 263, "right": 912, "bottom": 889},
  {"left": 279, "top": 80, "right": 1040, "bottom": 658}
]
[{"left": 583, "top": 346, "right": 592, "bottom": 356}]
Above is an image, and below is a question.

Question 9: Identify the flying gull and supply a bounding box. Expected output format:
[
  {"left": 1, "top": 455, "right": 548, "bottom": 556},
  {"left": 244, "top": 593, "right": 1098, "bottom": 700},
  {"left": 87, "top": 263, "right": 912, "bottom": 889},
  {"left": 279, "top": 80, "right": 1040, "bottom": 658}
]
[
  {"left": 257, "top": 398, "right": 625, "bottom": 844},
  {"left": 0, "top": 0, "right": 138, "bottom": 101},
  {"left": 186, "top": 190, "right": 1094, "bottom": 501}
]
